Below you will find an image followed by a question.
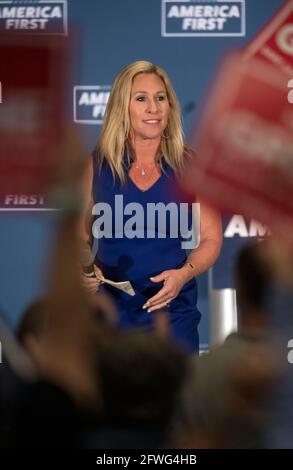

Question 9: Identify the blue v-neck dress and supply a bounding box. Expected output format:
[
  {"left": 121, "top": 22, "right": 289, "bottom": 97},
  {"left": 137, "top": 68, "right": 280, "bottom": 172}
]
[{"left": 91, "top": 155, "right": 201, "bottom": 353}]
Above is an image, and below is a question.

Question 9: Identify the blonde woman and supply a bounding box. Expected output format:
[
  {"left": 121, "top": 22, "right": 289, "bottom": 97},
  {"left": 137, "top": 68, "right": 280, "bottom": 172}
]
[{"left": 81, "top": 61, "right": 222, "bottom": 353}]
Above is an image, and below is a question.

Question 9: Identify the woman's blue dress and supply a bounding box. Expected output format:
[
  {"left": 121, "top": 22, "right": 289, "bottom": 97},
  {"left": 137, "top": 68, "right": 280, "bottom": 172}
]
[{"left": 92, "top": 155, "right": 201, "bottom": 353}]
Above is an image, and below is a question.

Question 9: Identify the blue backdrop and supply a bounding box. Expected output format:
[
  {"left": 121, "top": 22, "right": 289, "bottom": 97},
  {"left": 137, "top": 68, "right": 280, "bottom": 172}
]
[{"left": 0, "top": 0, "right": 285, "bottom": 349}]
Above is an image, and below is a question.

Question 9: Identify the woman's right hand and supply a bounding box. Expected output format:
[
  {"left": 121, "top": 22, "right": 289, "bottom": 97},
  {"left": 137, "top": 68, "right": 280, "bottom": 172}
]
[{"left": 82, "top": 264, "right": 104, "bottom": 295}]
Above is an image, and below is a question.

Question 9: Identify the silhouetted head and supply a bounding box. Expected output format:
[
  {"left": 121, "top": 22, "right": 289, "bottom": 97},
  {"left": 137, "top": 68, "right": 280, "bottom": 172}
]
[{"left": 235, "top": 242, "right": 272, "bottom": 331}]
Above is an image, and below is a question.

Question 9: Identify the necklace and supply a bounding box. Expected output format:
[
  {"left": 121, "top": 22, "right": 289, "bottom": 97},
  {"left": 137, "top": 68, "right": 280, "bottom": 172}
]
[
  {"left": 133, "top": 162, "right": 157, "bottom": 177},
  {"left": 130, "top": 160, "right": 160, "bottom": 191}
]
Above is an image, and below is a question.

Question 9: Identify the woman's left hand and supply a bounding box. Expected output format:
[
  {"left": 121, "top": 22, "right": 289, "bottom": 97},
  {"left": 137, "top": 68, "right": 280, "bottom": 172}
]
[{"left": 143, "top": 268, "right": 190, "bottom": 313}]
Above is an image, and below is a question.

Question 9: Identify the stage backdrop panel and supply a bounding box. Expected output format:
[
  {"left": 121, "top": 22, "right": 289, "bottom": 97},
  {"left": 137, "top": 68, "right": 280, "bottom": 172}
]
[{"left": 0, "top": 0, "right": 285, "bottom": 350}]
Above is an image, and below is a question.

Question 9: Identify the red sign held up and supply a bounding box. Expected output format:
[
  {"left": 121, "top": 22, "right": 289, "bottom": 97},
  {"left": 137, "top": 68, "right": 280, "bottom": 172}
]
[
  {"left": 0, "top": 35, "right": 69, "bottom": 209},
  {"left": 187, "top": 1, "right": 293, "bottom": 243}
]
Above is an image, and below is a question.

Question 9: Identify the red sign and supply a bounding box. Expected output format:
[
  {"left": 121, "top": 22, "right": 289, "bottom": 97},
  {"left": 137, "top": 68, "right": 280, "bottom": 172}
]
[
  {"left": 0, "top": 35, "right": 69, "bottom": 208},
  {"left": 187, "top": 54, "right": 293, "bottom": 243},
  {"left": 187, "top": 1, "right": 293, "bottom": 242}
]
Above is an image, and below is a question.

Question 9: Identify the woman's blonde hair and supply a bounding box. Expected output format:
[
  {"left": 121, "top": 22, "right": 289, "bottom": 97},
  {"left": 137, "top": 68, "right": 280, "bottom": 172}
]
[{"left": 95, "top": 60, "right": 188, "bottom": 183}]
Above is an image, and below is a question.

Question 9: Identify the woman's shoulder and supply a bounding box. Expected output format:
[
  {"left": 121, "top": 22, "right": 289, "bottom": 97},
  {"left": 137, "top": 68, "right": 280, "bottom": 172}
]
[
  {"left": 167, "top": 146, "right": 198, "bottom": 200},
  {"left": 162, "top": 146, "right": 196, "bottom": 178}
]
